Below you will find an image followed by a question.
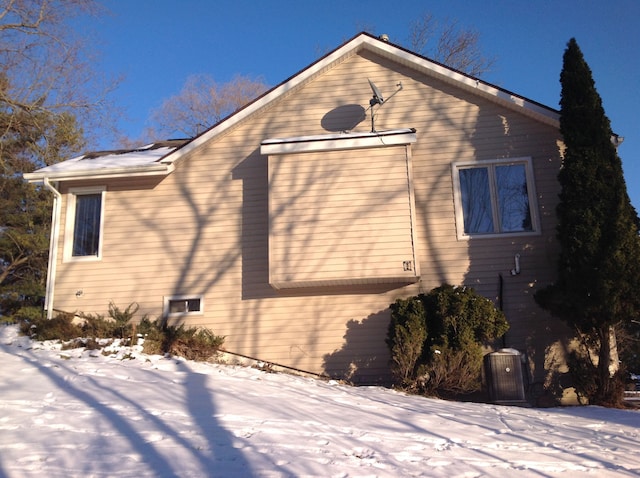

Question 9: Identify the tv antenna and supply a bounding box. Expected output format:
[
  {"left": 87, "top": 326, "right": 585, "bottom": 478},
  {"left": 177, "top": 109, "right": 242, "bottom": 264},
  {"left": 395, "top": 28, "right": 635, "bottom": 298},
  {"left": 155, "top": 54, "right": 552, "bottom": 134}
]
[{"left": 367, "top": 78, "right": 403, "bottom": 132}]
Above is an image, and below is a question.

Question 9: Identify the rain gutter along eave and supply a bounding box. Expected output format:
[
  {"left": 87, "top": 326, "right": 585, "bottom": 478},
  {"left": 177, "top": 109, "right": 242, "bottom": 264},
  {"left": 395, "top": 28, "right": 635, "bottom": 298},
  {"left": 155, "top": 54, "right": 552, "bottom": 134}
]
[{"left": 23, "top": 163, "right": 175, "bottom": 183}]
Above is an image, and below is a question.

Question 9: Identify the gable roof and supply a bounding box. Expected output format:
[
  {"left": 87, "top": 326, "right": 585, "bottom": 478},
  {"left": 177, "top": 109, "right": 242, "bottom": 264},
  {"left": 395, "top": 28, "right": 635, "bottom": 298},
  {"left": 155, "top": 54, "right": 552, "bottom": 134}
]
[{"left": 25, "top": 32, "right": 559, "bottom": 183}]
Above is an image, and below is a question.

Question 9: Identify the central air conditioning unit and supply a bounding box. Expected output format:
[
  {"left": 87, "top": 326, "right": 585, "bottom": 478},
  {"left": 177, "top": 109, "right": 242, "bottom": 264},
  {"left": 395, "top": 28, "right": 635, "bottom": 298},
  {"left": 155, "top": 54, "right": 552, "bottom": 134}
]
[{"left": 484, "top": 349, "right": 528, "bottom": 406}]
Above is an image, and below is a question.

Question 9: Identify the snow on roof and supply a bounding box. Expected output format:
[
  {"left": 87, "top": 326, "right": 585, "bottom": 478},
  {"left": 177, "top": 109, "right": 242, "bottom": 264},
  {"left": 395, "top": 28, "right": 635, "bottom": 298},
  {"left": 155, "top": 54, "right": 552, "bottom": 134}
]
[{"left": 24, "top": 140, "right": 190, "bottom": 182}]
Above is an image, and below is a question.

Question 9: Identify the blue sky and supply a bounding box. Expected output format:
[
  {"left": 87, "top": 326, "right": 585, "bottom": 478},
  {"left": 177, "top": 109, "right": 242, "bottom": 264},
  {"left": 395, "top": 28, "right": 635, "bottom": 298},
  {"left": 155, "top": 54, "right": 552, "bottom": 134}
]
[{"left": 88, "top": 0, "right": 639, "bottom": 209}]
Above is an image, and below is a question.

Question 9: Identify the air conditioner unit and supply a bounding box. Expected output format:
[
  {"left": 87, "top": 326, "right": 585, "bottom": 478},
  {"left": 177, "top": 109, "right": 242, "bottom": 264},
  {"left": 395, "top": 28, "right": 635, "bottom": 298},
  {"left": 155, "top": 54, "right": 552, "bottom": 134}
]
[{"left": 484, "top": 349, "right": 527, "bottom": 405}]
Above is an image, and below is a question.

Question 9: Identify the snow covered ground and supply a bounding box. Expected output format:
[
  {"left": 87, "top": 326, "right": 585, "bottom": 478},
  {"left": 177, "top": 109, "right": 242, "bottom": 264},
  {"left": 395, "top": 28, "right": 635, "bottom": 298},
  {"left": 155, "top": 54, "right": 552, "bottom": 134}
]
[{"left": 0, "top": 324, "right": 638, "bottom": 478}]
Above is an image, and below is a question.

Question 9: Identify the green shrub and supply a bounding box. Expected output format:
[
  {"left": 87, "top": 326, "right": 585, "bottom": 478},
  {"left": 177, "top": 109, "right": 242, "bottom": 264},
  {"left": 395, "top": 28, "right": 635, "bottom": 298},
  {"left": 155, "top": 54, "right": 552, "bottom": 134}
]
[
  {"left": 419, "top": 343, "right": 484, "bottom": 395},
  {"left": 136, "top": 317, "right": 225, "bottom": 360},
  {"left": 80, "top": 302, "right": 138, "bottom": 340},
  {"left": 136, "top": 316, "right": 165, "bottom": 354},
  {"left": 386, "top": 297, "right": 427, "bottom": 387},
  {"left": 15, "top": 303, "right": 225, "bottom": 363},
  {"left": 421, "top": 284, "right": 509, "bottom": 350},
  {"left": 21, "top": 312, "right": 82, "bottom": 341},
  {"left": 108, "top": 302, "right": 138, "bottom": 338},
  {"left": 10, "top": 306, "right": 44, "bottom": 324},
  {"left": 386, "top": 284, "right": 509, "bottom": 397},
  {"left": 160, "top": 322, "right": 225, "bottom": 361}
]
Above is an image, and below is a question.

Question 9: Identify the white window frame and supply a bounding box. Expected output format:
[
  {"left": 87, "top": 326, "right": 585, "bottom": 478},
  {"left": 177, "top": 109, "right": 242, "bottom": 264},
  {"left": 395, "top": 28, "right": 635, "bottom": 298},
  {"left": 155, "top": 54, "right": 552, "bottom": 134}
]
[
  {"left": 163, "top": 295, "right": 204, "bottom": 318},
  {"left": 63, "top": 186, "right": 106, "bottom": 262},
  {"left": 452, "top": 157, "right": 540, "bottom": 240}
]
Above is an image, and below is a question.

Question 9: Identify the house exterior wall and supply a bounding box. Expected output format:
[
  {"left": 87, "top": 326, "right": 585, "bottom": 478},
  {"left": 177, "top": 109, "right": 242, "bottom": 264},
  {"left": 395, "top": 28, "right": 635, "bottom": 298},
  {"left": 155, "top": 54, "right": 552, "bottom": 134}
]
[
  {"left": 49, "top": 50, "right": 566, "bottom": 384},
  {"left": 268, "top": 144, "right": 419, "bottom": 288}
]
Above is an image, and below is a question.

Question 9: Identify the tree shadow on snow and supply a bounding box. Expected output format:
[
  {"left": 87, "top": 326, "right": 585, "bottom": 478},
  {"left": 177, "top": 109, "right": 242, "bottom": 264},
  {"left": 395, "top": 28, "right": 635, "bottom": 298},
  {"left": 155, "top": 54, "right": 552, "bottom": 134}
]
[
  {"left": 0, "top": 340, "right": 259, "bottom": 477},
  {"left": 177, "top": 361, "right": 266, "bottom": 475}
]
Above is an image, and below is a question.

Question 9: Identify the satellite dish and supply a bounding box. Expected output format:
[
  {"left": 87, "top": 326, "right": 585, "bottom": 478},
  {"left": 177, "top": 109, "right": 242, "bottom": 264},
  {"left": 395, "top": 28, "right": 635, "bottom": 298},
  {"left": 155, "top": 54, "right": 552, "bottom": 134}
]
[
  {"left": 368, "top": 79, "right": 384, "bottom": 106},
  {"left": 366, "top": 79, "right": 403, "bottom": 132}
]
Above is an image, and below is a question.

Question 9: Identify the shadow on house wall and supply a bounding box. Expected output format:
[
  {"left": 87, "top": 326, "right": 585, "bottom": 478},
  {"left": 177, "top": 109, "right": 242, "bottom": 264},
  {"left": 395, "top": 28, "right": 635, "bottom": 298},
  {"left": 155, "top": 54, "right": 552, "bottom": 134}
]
[{"left": 323, "top": 309, "right": 393, "bottom": 385}]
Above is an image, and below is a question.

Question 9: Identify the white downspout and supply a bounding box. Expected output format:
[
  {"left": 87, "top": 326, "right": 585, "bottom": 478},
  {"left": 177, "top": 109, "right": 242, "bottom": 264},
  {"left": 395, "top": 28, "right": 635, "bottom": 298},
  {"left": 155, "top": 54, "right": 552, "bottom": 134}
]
[{"left": 43, "top": 178, "right": 62, "bottom": 319}]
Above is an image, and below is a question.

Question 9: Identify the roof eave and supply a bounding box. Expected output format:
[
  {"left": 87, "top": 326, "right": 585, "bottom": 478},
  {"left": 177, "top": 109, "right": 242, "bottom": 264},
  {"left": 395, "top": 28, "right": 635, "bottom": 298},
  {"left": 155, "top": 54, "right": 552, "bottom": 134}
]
[
  {"left": 358, "top": 36, "right": 560, "bottom": 127},
  {"left": 159, "top": 34, "right": 375, "bottom": 166},
  {"left": 158, "top": 33, "right": 559, "bottom": 168},
  {"left": 24, "top": 163, "right": 174, "bottom": 183}
]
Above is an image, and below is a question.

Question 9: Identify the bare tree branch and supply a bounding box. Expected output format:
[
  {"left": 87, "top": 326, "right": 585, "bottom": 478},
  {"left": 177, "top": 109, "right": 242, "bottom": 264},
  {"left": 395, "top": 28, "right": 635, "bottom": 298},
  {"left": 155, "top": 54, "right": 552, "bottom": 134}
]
[
  {"left": 144, "top": 73, "right": 268, "bottom": 141},
  {"left": 0, "top": 0, "right": 118, "bottom": 155},
  {"left": 406, "top": 12, "right": 495, "bottom": 77}
]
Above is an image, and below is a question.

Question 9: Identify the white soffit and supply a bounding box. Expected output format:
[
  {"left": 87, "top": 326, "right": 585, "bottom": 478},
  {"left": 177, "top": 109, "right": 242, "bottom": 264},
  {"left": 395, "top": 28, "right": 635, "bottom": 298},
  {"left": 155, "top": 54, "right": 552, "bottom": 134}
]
[{"left": 261, "top": 128, "right": 417, "bottom": 155}]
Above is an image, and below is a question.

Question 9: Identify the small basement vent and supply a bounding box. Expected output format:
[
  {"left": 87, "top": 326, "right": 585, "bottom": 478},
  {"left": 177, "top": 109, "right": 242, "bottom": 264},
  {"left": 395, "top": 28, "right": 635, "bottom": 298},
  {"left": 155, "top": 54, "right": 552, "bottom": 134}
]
[{"left": 484, "top": 349, "right": 527, "bottom": 405}]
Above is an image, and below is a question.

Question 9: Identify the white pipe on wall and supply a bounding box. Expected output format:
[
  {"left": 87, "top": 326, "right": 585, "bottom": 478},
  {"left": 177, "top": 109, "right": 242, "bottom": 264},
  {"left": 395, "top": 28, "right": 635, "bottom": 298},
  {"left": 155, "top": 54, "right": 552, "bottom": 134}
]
[{"left": 42, "top": 178, "right": 62, "bottom": 319}]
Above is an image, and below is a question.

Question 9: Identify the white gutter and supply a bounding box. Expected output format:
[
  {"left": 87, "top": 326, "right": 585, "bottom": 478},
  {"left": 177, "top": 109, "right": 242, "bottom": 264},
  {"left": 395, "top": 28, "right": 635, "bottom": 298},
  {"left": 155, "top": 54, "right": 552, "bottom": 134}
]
[
  {"left": 23, "top": 163, "right": 174, "bottom": 183},
  {"left": 42, "top": 178, "right": 62, "bottom": 319}
]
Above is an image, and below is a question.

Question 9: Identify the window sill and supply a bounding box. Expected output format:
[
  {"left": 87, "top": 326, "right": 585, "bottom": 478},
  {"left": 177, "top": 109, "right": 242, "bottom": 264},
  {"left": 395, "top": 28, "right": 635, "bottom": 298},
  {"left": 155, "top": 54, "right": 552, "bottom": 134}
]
[{"left": 457, "top": 230, "right": 541, "bottom": 241}]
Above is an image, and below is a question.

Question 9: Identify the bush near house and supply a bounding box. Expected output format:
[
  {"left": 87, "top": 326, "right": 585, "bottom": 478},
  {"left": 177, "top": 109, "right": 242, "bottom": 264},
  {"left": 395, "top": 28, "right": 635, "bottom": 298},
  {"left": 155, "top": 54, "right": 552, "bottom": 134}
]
[
  {"left": 136, "top": 317, "right": 225, "bottom": 361},
  {"left": 16, "top": 302, "right": 224, "bottom": 361},
  {"left": 386, "top": 284, "right": 509, "bottom": 397}
]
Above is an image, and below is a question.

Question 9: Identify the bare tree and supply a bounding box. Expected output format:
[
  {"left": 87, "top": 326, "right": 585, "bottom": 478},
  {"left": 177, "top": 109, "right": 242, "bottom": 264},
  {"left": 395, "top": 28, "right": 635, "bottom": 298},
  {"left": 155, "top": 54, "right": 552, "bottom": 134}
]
[
  {"left": 407, "top": 12, "right": 495, "bottom": 77},
  {"left": 0, "top": 0, "right": 118, "bottom": 160},
  {"left": 0, "top": 0, "right": 116, "bottom": 315},
  {"left": 146, "top": 74, "right": 268, "bottom": 140}
]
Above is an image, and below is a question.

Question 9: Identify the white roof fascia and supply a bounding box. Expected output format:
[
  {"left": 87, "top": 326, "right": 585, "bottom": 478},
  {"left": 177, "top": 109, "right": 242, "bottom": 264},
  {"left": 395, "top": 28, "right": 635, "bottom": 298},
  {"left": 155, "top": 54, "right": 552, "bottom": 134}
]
[
  {"left": 159, "top": 36, "right": 373, "bottom": 166},
  {"left": 261, "top": 129, "right": 417, "bottom": 155},
  {"left": 24, "top": 163, "right": 174, "bottom": 183},
  {"left": 359, "top": 36, "right": 560, "bottom": 127},
  {"left": 159, "top": 33, "right": 557, "bottom": 165}
]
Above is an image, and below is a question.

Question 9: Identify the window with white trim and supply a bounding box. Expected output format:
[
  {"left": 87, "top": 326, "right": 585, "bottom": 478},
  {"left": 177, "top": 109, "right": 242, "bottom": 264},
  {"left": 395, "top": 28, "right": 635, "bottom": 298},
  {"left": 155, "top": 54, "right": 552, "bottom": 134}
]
[
  {"left": 164, "top": 296, "right": 203, "bottom": 317},
  {"left": 452, "top": 158, "right": 539, "bottom": 239},
  {"left": 64, "top": 187, "right": 106, "bottom": 261}
]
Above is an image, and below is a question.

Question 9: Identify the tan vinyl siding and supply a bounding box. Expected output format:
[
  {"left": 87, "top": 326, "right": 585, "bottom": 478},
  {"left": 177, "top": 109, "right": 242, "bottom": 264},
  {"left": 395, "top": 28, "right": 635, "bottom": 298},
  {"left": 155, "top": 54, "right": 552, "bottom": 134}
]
[
  {"left": 268, "top": 145, "right": 418, "bottom": 288},
  {"left": 49, "top": 49, "right": 564, "bottom": 384}
]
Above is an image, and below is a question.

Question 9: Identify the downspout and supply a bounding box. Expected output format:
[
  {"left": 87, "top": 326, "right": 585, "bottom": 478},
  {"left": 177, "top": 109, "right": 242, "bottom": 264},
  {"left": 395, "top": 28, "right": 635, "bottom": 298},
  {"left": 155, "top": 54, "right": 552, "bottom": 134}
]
[
  {"left": 43, "top": 178, "right": 61, "bottom": 320},
  {"left": 498, "top": 273, "right": 506, "bottom": 348}
]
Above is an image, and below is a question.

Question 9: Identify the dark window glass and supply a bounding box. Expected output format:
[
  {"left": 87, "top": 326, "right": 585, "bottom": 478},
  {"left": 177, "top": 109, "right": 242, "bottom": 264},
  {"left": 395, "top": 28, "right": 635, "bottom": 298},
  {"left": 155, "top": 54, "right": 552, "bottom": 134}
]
[
  {"left": 458, "top": 163, "right": 533, "bottom": 235},
  {"left": 460, "top": 167, "right": 493, "bottom": 234},
  {"left": 169, "top": 298, "right": 201, "bottom": 314},
  {"left": 496, "top": 164, "right": 532, "bottom": 232},
  {"left": 72, "top": 193, "right": 102, "bottom": 256}
]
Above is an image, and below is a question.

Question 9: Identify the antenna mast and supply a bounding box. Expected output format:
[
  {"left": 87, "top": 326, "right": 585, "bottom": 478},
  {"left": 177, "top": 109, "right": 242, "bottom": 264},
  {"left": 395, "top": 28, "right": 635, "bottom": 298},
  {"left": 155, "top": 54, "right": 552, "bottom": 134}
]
[{"left": 368, "top": 79, "right": 403, "bottom": 132}]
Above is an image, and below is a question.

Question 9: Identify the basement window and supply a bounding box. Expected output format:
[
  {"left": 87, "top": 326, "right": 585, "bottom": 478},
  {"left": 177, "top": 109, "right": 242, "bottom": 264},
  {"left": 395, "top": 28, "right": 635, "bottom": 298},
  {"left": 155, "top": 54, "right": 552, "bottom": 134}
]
[{"left": 164, "top": 296, "right": 203, "bottom": 317}]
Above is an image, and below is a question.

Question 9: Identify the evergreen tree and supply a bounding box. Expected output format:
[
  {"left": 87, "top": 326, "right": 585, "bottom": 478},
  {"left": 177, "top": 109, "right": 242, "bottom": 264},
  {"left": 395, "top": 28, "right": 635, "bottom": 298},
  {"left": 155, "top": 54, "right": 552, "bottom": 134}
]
[
  {"left": 0, "top": 103, "right": 84, "bottom": 316},
  {"left": 535, "top": 38, "right": 640, "bottom": 405}
]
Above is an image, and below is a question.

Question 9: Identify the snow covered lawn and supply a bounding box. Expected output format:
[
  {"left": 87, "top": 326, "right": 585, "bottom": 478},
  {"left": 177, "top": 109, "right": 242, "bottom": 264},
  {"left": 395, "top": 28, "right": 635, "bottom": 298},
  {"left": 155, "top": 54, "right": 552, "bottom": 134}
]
[{"left": 0, "top": 324, "right": 638, "bottom": 477}]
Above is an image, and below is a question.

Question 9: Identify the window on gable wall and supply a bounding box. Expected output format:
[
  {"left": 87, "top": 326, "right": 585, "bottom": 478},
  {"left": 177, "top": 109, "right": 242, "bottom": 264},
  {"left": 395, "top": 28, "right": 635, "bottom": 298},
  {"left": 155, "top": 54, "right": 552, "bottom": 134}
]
[
  {"left": 64, "top": 186, "right": 106, "bottom": 261},
  {"left": 452, "top": 158, "right": 539, "bottom": 239}
]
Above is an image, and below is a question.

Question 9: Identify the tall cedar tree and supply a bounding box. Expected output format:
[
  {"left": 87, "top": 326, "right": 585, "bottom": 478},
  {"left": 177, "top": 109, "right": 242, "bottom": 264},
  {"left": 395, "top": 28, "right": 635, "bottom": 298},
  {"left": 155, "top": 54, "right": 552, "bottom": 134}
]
[{"left": 535, "top": 38, "right": 640, "bottom": 405}]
